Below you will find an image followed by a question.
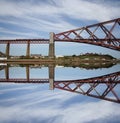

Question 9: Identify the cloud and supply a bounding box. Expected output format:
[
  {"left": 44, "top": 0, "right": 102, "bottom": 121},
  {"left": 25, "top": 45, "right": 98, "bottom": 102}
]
[
  {"left": 0, "top": 0, "right": 119, "bottom": 21},
  {"left": 60, "top": 0, "right": 119, "bottom": 21},
  {"left": 0, "top": 0, "right": 76, "bottom": 38},
  {"left": 0, "top": 0, "right": 119, "bottom": 39},
  {"left": 0, "top": 97, "right": 120, "bottom": 123},
  {"left": 0, "top": 27, "right": 39, "bottom": 37},
  {"left": 0, "top": 84, "right": 120, "bottom": 123}
]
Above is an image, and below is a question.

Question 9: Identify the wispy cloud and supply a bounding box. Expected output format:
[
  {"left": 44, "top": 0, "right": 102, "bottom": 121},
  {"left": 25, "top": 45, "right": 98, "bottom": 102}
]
[
  {"left": 0, "top": 0, "right": 119, "bottom": 20},
  {"left": 0, "top": 27, "right": 39, "bottom": 38},
  {"left": 0, "top": 0, "right": 119, "bottom": 39},
  {"left": 60, "top": 0, "right": 119, "bottom": 21},
  {"left": 0, "top": 85, "right": 120, "bottom": 123}
]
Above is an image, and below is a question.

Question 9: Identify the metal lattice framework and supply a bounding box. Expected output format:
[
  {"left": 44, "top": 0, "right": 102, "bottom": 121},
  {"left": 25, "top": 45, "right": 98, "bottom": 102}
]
[
  {"left": 0, "top": 39, "right": 49, "bottom": 44},
  {"left": 0, "top": 18, "right": 120, "bottom": 103},
  {"left": 54, "top": 71, "right": 120, "bottom": 103},
  {"left": 0, "top": 69, "right": 120, "bottom": 103},
  {"left": 55, "top": 18, "right": 120, "bottom": 51},
  {"left": 0, "top": 18, "right": 119, "bottom": 50},
  {"left": 0, "top": 78, "right": 49, "bottom": 83}
]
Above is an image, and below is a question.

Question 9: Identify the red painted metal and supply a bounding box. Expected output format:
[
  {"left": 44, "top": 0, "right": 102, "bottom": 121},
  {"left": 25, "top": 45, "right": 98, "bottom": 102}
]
[
  {"left": 54, "top": 71, "right": 120, "bottom": 103},
  {"left": 0, "top": 18, "right": 120, "bottom": 50},
  {"left": 0, "top": 39, "right": 49, "bottom": 44},
  {"left": 0, "top": 71, "right": 120, "bottom": 103},
  {"left": 0, "top": 18, "right": 120, "bottom": 103},
  {"left": 55, "top": 71, "right": 120, "bottom": 84},
  {"left": 54, "top": 18, "right": 120, "bottom": 51},
  {"left": 0, "top": 78, "right": 49, "bottom": 83}
]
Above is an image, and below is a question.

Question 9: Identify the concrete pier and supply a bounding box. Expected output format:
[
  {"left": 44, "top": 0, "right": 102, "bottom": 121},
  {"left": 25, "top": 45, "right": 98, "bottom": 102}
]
[
  {"left": 49, "top": 32, "right": 55, "bottom": 58},
  {"left": 26, "top": 66, "right": 30, "bottom": 81},
  {"left": 5, "top": 65, "right": 9, "bottom": 80},
  {"left": 6, "top": 43, "right": 10, "bottom": 59},
  {"left": 26, "top": 41, "right": 30, "bottom": 57},
  {"left": 49, "top": 65, "right": 54, "bottom": 90}
]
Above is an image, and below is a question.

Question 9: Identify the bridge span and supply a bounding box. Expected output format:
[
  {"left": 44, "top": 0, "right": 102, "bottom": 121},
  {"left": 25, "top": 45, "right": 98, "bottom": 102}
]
[
  {"left": 0, "top": 64, "right": 120, "bottom": 103},
  {"left": 0, "top": 18, "right": 120, "bottom": 58},
  {"left": 0, "top": 18, "right": 120, "bottom": 103}
]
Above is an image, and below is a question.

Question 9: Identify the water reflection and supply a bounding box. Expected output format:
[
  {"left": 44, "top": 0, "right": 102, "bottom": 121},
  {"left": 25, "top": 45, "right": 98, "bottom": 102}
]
[{"left": 0, "top": 63, "right": 120, "bottom": 103}]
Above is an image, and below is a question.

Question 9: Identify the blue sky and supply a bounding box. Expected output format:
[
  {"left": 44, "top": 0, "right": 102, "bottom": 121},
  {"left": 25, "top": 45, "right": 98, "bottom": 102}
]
[{"left": 0, "top": 0, "right": 120, "bottom": 58}]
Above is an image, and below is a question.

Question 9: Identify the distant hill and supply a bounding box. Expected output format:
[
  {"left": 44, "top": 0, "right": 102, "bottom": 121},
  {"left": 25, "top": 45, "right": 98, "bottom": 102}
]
[{"left": 0, "top": 51, "right": 6, "bottom": 57}]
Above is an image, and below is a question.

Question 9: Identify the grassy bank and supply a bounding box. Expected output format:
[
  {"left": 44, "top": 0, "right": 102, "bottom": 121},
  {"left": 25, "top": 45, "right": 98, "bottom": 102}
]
[{"left": 0, "top": 53, "right": 118, "bottom": 69}]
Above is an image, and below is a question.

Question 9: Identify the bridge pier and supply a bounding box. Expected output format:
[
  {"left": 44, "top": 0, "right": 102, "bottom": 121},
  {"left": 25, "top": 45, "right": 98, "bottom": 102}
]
[
  {"left": 26, "top": 66, "right": 30, "bottom": 81},
  {"left": 5, "top": 65, "right": 9, "bottom": 80},
  {"left": 49, "top": 32, "right": 55, "bottom": 58},
  {"left": 26, "top": 41, "right": 30, "bottom": 57},
  {"left": 6, "top": 43, "right": 10, "bottom": 59},
  {"left": 49, "top": 65, "right": 54, "bottom": 90}
]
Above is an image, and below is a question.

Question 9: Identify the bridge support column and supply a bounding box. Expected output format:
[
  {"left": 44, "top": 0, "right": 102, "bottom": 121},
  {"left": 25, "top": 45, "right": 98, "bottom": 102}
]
[
  {"left": 49, "top": 32, "right": 55, "bottom": 58},
  {"left": 49, "top": 65, "right": 54, "bottom": 90},
  {"left": 6, "top": 43, "right": 10, "bottom": 59},
  {"left": 5, "top": 65, "right": 9, "bottom": 80},
  {"left": 26, "top": 41, "right": 30, "bottom": 58},
  {"left": 26, "top": 65, "right": 30, "bottom": 81}
]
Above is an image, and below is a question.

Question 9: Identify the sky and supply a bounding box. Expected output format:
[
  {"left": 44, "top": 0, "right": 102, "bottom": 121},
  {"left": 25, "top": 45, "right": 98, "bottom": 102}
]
[
  {"left": 0, "top": 1, "right": 120, "bottom": 123},
  {"left": 0, "top": 0, "right": 120, "bottom": 58}
]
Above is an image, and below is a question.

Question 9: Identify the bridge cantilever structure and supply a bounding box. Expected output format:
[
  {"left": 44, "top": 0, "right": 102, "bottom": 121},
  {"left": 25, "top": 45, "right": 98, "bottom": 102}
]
[
  {"left": 0, "top": 39, "right": 49, "bottom": 44},
  {"left": 54, "top": 71, "right": 120, "bottom": 103},
  {"left": 54, "top": 18, "right": 120, "bottom": 51},
  {"left": 0, "top": 18, "right": 120, "bottom": 58},
  {"left": 0, "top": 70, "right": 120, "bottom": 103}
]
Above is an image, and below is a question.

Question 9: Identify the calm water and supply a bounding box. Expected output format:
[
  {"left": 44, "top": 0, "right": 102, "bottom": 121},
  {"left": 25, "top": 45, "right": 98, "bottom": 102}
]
[{"left": 0, "top": 63, "right": 120, "bottom": 123}]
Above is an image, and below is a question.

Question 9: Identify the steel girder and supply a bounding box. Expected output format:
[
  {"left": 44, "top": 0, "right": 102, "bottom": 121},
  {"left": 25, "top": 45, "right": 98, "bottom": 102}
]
[
  {"left": 54, "top": 71, "right": 120, "bottom": 103},
  {"left": 54, "top": 18, "right": 120, "bottom": 51}
]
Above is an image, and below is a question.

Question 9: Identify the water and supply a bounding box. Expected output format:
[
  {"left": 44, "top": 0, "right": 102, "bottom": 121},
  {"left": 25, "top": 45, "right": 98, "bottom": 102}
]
[{"left": 0, "top": 63, "right": 120, "bottom": 123}]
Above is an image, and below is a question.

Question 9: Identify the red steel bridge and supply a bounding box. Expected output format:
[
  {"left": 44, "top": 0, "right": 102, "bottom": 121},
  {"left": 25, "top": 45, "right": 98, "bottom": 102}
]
[
  {"left": 0, "top": 18, "right": 120, "bottom": 103},
  {"left": 0, "top": 65, "right": 120, "bottom": 103},
  {"left": 0, "top": 18, "right": 120, "bottom": 58}
]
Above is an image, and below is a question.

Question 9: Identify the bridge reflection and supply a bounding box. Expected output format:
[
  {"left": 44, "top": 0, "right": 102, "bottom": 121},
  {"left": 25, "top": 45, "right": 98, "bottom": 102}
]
[
  {"left": 0, "top": 64, "right": 120, "bottom": 103},
  {"left": 54, "top": 71, "right": 120, "bottom": 103}
]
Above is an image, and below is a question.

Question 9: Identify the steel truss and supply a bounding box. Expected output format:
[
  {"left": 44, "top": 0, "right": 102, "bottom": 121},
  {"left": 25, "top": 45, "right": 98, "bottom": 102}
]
[
  {"left": 0, "top": 18, "right": 120, "bottom": 50},
  {"left": 54, "top": 71, "right": 120, "bottom": 103},
  {"left": 55, "top": 18, "right": 120, "bottom": 51}
]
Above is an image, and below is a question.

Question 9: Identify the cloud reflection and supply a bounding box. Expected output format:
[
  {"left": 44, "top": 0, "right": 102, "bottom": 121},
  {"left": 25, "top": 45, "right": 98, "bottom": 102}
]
[{"left": 0, "top": 84, "right": 120, "bottom": 123}]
